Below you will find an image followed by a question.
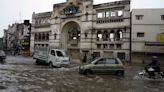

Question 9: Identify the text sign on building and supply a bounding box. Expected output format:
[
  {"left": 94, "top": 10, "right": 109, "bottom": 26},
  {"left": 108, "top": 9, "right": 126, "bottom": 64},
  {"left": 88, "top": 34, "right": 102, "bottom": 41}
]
[{"left": 157, "top": 33, "right": 164, "bottom": 42}]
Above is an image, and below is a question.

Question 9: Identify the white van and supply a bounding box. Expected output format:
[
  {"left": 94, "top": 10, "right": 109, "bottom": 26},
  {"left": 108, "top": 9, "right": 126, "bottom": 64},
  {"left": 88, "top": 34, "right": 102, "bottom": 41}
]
[{"left": 33, "top": 47, "right": 70, "bottom": 67}]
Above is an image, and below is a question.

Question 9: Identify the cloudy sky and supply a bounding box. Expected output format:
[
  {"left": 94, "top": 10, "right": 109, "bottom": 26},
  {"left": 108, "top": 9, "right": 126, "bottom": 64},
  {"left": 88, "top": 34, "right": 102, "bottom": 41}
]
[{"left": 0, "top": 0, "right": 164, "bottom": 37}]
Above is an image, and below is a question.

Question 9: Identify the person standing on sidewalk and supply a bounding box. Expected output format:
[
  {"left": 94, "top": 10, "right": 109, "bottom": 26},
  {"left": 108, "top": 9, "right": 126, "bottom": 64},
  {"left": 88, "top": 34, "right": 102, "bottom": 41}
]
[{"left": 82, "top": 54, "right": 87, "bottom": 64}]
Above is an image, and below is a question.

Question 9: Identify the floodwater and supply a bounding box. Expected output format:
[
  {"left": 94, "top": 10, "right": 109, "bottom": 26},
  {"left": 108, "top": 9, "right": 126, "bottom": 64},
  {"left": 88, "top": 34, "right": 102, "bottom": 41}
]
[{"left": 0, "top": 56, "right": 164, "bottom": 92}]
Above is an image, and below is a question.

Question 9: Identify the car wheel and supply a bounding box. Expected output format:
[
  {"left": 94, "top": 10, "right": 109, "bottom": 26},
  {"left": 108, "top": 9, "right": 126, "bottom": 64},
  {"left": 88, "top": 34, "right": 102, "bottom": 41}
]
[
  {"left": 116, "top": 70, "right": 124, "bottom": 76},
  {"left": 84, "top": 69, "right": 92, "bottom": 75},
  {"left": 35, "top": 59, "right": 40, "bottom": 65},
  {"left": 49, "top": 62, "right": 53, "bottom": 68}
]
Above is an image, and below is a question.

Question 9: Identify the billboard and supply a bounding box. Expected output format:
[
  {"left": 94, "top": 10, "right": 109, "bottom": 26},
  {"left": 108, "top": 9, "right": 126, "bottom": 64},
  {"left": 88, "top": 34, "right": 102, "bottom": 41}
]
[{"left": 157, "top": 33, "right": 164, "bottom": 42}]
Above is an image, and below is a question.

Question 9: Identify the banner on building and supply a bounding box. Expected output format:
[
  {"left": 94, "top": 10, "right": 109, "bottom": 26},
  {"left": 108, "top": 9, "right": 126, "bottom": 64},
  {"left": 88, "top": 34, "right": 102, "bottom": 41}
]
[{"left": 157, "top": 33, "right": 164, "bottom": 42}]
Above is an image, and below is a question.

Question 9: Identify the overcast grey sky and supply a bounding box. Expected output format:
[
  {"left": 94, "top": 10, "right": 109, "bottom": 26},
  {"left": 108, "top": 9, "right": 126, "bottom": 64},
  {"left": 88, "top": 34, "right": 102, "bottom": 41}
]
[{"left": 0, "top": 0, "right": 164, "bottom": 37}]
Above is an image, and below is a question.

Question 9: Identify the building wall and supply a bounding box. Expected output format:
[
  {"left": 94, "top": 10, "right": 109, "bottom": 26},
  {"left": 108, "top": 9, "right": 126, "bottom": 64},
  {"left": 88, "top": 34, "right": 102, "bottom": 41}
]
[
  {"left": 7, "top": 24, "right": 17, "bottom": 50},
  {"left": 132, "top": 9, "right": 164, "bottom": 52},
  {"left": 132, "top": 9, "right": 164, "bottom": 62},
  {"left": 132, "top": 9, "right": 164, "bottom": 25},
  {"left": 31, "top": 0, "right": 131, "bottom": 62},
  {"left": 30, "top": 12, "right": 52, "bottom": 53},
  {"left": 3, "top": 21, "right": 31, "bottom": 55}
]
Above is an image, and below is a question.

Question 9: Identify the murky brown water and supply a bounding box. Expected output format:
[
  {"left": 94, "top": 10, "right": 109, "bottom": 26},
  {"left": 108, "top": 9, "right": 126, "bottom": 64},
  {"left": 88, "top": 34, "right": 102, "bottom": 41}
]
[{"left": 0, "top": 56, "right": 164, "bottom": 92}]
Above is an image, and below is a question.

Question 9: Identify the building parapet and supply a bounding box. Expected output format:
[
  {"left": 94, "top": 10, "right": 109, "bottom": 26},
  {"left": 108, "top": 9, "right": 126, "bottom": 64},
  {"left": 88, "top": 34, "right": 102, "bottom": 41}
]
[
  {"left": 34, "top": 12, "right": 52, "bottom": 18},
  {"left": 33, "top": 23, "right": 51, "bottom": 28},
  {"left": 53, "top": 2, "right": 66, "bottom": 9},
  {"left": 94, "top": 0, "right": 130, "bottom": 9}
]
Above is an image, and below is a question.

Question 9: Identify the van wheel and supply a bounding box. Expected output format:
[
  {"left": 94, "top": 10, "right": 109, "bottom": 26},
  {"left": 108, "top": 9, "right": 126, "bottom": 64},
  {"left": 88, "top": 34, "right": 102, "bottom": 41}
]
[
  {"left": 49, "top": 62, "right": 53, "bottom": 68},
  {"left": 0, "top": 59, "right": 5, "bottom": 64},
  {"left": 116, "top": 70, "right": 124, "bottom": 76},
  {"left": 84, "top": 69, "right": 92, "bottom": 75}
]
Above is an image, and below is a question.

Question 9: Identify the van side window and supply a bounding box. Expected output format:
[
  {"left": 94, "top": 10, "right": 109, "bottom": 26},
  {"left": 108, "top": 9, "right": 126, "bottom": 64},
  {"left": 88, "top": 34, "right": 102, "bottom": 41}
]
[
  {"left": 51, "top": 50, "right": 55, "bottom": 56},
  {"left": 56, "top": 51, "right": 64, "bottom": 57}
]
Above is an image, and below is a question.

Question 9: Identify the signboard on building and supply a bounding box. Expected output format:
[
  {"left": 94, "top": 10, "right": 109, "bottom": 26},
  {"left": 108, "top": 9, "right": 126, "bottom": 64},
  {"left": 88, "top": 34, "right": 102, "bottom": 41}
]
[{"left": 157, "top": 33, "right": 164, "bottom": 42}]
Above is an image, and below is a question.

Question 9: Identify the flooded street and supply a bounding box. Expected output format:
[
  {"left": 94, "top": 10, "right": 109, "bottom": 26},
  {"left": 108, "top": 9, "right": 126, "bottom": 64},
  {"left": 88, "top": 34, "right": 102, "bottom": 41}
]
[{"left": 0, "top": 56, "right": 164, "bottom": 92}]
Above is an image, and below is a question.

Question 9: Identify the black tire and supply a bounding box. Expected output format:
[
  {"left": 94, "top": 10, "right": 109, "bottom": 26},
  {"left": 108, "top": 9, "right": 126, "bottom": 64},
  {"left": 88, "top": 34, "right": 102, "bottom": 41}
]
[
  {"left": 116, "top": 70, "right": 124, "bottom": 76},
  {"left": 0, "top": 60, "right": 5, "bottom": 64},
  {"left": 49, "top": 62, "right": 53, "bottom": 68},
  {"left": 84, "top": 69, "right": 92, "bottom": 75},
  {"left": 35, "top": 59, "right": 40, "bottom": 65}
]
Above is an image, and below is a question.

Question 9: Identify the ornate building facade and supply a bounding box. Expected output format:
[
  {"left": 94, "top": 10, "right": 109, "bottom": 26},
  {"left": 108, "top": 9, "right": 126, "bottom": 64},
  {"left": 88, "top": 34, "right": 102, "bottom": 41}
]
[{"left": 30, "top": 0, "right": 131, "bottom": 62}]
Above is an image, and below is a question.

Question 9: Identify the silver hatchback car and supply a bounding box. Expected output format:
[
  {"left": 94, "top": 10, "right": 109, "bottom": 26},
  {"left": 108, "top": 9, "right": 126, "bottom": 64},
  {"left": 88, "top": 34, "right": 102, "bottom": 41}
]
[{"left": 79, "top": 57, "right": 124, "bottom": 76}]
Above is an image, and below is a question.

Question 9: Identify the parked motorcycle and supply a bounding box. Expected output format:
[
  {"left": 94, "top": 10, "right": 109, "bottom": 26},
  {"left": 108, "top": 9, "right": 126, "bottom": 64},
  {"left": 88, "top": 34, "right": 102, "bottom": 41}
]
[
  {"left": 0, "top": 50, "right": 6, "bottom": 64},
  {"left": 0, "top": 57, "right": 6, "bottom": 64}
]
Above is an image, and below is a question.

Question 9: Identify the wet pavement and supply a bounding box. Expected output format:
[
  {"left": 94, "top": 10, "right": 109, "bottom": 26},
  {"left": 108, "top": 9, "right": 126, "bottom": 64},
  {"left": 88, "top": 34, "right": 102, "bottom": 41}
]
[{"left": 0, "top": 56, "right": 164, "bottom": 92}]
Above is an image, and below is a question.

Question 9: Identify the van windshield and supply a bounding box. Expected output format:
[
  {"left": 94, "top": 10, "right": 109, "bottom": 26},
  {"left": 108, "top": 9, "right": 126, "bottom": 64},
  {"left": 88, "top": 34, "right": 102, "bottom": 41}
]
[{"left": 56, "top": 51, "right": 65, "bottom": 57}]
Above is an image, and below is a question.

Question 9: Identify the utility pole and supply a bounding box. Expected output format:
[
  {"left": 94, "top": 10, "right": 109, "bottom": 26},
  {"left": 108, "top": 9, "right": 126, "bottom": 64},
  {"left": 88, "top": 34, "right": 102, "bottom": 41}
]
[{"left": 129, "top": 12, "right": 132, "bottom": 65}]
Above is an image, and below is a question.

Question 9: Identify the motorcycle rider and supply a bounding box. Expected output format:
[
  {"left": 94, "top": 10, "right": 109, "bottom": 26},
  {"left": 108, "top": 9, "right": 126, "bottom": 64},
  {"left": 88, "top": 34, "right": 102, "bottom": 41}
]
[{"left": 145, "top": 56, "right": 160, "bottom": 78}]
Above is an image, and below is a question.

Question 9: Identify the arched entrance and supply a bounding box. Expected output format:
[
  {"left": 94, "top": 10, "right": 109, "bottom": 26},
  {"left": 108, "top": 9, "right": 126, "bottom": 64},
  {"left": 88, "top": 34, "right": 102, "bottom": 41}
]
[{"left": 62, "top": 21, "right": 81, "bottom": 60}]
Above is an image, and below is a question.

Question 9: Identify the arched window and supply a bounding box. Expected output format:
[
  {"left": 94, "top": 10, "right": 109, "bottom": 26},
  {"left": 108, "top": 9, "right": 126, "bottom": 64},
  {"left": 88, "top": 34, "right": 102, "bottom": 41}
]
[
  {"left": 97, "top": 31, "right": 102, "bottom": 41},
  {"left": 84, "top": 33, "right": 88, "bottom": 38},
  {"left": 42, "top": 33, "right": 45, "bottom": 41},
  {"left": 68, "top": 31, "right": 72, "bottom": 41},
  {"left": 103, "top": 30, "right": 108, "bottom": 41},
  {"left": 116, "top": 30, "right": 123, "bottom": 41},
  {"left": 54, "top": 33, "right": 57, "bottom": 39},
  {"left": 35, "top": 20, "right": 38, "bottom": 25},
  {"left": 64, "top": 5, "right": 78, "bottom": 14},
  {"left": 39, "top": 19, "right": 41, "bottom": 24},
  {"left": 109, "top": 30, "right": 115, "bottom": 41},
  {"left": 68, "top": 28, "right": 80, "bottom": 40},
  {"left": 38, "top": 33, "right": 41, "bottom": 41},
  {"left": 78, "top": 31, "right": 81, "bottom": 41},
  {"left": 34, "top": 33, "right": 38, "bottom": 41},
  {"left": 72, "top": 32, "right": 78, "bottom": 40},
  {"left": 46, "top": 33, "right": 49, "bottom": 41}
]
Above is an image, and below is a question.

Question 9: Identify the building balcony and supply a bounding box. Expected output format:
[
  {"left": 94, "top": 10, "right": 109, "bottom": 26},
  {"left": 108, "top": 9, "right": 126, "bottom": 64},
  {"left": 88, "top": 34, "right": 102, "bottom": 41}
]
[
  {"left": 95, "top": 38, "right": 129, "bottom": 44},
  {"left": 33, "top": 23, "right": 50, "bottom": 28},
  {"left": 34, "top": 39, "right": 49, "bottom": 44},
  {"left": 96, "top": 18, "right": 124, "bottom": 24}
]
